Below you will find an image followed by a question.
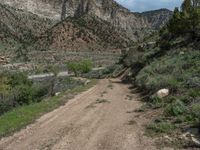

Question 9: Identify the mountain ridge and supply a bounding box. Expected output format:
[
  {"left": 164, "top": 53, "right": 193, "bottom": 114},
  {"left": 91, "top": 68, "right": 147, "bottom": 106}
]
[{"left": 0, "top": 0, "right": 172, "bottom": 41}]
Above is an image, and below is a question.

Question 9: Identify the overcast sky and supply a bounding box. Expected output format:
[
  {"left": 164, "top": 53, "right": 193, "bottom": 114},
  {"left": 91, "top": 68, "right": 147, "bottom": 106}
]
[{"left": 115, "top": 0, "right": 183, "bottom": 12}]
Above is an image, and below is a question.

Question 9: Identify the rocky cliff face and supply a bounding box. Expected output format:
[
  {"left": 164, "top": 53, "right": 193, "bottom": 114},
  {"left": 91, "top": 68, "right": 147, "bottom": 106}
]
[
  {"left": 0, "top": 0, "right": 62, "bottom": 20},
  {"left": 140, "top": 9, "right": 173, "bottom": 29},
  {"left": 0, "top": 3, "right": 54, "bottom": 41},
  {"left": 0, "top": 0, "right": 172, "bottom": 41},
  {"left": 0, "top": 3, "right": 54, "bottom": 63}
]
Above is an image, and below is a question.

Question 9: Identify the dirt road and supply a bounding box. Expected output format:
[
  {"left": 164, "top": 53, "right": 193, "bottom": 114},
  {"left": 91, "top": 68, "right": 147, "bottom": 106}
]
[{"left": 0, "top": 79, "right": 157, "bottom": 150}]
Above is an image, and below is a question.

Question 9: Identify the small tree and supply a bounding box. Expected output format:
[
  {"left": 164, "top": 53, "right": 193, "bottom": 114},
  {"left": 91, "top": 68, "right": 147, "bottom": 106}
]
[
  {"left": 190, "top": 7, "right": 200, "bottom": 38},
  {"left": 80, "top": 59, "right": 92, "bottom": 74},
  {"left": 182, "top": 0, "right": 192, "bottom": 13},
  {"left": 67, "top": 62, "right": 81, "bottom": 76},
  {"left": 67, "top": 59, "right": 92, "bottom": 76},
  {"left": 167, "top": 0, "right": 200, "bottom": 38},
  {"left": 167, "top": 8, "right": 182, "bottom": 35}
]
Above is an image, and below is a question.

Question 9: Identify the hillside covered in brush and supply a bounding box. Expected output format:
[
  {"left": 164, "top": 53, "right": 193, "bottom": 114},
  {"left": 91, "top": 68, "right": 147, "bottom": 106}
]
[
  {"left": 27, "top": 15, "right": 133, "bottom": 52},
  {"left": 0, "top": 3, "right": 54, "bottom": 64},
  {"left": 121, "top": 0, "right": 200, "bottom": 148},
  {"left": 19, "top": 15, "right": 133, "bottom": 66}
]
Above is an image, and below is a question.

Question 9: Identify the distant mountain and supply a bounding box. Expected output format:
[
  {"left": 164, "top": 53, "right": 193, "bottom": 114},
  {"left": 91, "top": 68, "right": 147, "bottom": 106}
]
[
  {"left": 0, "top": 0, "right": 172, "bottom": 41},
  {"left": 140, "top": 9, "right": 173, "bottom": 29}
]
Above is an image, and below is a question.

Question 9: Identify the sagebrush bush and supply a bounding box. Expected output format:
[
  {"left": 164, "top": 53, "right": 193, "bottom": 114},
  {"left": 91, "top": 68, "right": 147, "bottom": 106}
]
[
  {"left": 190, "top": 103, "right": 200, "bottom": 120},
  {"left": 136, "top": 51, "right": 200, "bottom": 92},
  {"left": 67, "top": 59, "right": 92, "bottom": 76},
  {"left": 134, "top": 47, "right": 200, "bottom": 133},
  {"left": 0, "top": 72, "right": 50, "bottom": 115},
  {"left": 147, "top": 121, "right": 175, "bottom": 134},
  {"left": 164, "top": 100, "right": 187, "bottom": 117}
]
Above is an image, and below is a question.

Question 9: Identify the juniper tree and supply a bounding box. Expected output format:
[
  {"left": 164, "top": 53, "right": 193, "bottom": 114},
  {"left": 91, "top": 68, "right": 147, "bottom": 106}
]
[{"left": 167, "top": 8, "right": 182, "bottom": 35}]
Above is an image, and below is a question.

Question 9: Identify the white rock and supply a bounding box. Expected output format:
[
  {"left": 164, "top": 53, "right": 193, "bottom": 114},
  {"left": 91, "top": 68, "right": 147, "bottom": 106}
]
[
  {"left": 55, "top": 92, "right": 61, "bottom": 96},
  {"left": 192, "top": 137, "right": 200, "bottom": 146},
  {"left": 157, "top": 89, "right": 169, "bottom": 98},
  {"left": 181, "top": 135, "right": 200, "bottom": 147},
  {"left": 84, "top": 80, "right": 91, "bottom": 85},
  {"left": 164, "top": 135, "right": 172, "bottom": 141}
]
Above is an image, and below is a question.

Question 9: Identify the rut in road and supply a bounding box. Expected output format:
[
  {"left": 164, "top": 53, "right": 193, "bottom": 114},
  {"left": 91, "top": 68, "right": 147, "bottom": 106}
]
[{"left": 0, "top": 79, "right": 157, "bottom": 150}]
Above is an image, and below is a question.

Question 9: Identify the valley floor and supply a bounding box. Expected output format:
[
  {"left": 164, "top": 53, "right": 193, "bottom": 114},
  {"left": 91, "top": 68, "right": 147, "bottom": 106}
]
[{"left": 0, "top": 79, "right": 163, "bottom": 150}]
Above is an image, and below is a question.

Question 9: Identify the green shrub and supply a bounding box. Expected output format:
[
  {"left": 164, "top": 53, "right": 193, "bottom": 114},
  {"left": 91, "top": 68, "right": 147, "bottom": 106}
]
[
  {"left": 68, "top": 62, "right": 80, "bottom": 76},
  {"left": 0, "top": 72, "right": 50, "bottom": 115},
  {"left": 80, "top": 59, "right": 92, "bottom": 73},
  {"left": 147, "top": 121, "right": 175, "bottom": 134},
  {"left": 13, "top": 85, "right": 35, "bottom": 105},
  {"left": 150, "top": 97, "right": 165, "bottom": 108},
  {"left": 164, "top": 100, "right": 187, "bottom": 117},
  {"left": 67, "top": 59, "right": 92, "bottom": 76},
  {"left": 0, "top": 98, "right": 13, "bottom": 114},
  {"left": 176, "top": 103, "right": 200, "bottom": 125},
  {"left": 0, "top": 75, "right": 10, "bottom": 97},
  {"left": 191, "top": 103, "right": 200, "bottom": 120},
  {"left": 8, "top": 72, "right": 32, "bottom": 87},
  {"left": 188, "top": 89, "right": 200, "bottom": 98}
]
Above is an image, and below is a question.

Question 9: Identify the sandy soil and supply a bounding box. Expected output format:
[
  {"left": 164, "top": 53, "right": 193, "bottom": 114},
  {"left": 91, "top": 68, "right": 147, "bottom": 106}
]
[{"left": 0, "top": 79, "right": 158, "bottom": 150}]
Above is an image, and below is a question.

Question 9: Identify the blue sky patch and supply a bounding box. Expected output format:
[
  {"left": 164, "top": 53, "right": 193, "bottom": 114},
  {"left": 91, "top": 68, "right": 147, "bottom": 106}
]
[{"left": 115, "top": 0, "right": 183, "bottom": 12}]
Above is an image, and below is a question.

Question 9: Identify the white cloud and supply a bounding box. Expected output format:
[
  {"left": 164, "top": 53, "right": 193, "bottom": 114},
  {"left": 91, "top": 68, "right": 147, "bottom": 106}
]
[{"left": 115, "top": 0, "right": 183, "bottom": 12}]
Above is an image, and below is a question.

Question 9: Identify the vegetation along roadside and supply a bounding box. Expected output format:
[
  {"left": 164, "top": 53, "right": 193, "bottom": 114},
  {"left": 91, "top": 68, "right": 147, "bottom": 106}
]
[
  {"left": 121, "top": 0, "right": 200, "bottom": 148},
  {"left": 0, "top": 76, "right": 97, "bottom": 138}
]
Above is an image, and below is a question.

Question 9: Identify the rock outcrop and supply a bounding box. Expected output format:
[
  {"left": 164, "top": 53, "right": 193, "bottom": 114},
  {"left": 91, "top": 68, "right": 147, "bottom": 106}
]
[
  {"left": 140, "top": 9, "right": 173, "bottom": 29},
  {"left": 0, "top": 3, "right": 54, "bottom": 40},
  {"left": 0, "top": 3, "right": 55, "bottom": 63}
]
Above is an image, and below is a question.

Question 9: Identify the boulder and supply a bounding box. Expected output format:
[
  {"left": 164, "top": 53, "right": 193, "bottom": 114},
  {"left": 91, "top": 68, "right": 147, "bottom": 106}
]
[
  {"left": 182, "top": 128, "right": 200, "bottom": 147},
  {"left": 156, "top": 89, "right": 169, "bottom": 98},
  {"left": 55, "top": 92, "right": 61, "bottom": 96},
  {"left": 84, "top": 80, "right": 91, "bottom": 85},
  {"left": 191, "top": 137, "right": 200, "bottom": 146}
]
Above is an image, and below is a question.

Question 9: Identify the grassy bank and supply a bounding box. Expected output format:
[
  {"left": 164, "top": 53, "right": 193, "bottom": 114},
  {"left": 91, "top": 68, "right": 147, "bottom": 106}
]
[
  {"left": 122, "top": 41, "right": 200, "bottom": 148},
  {"left": 0, "top": 79, "right": 97, "bottom": 138},
  {"left": 139, "top": 52, "right": 200, "bottom": 134}
]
